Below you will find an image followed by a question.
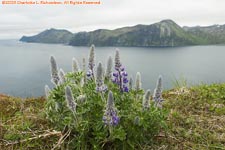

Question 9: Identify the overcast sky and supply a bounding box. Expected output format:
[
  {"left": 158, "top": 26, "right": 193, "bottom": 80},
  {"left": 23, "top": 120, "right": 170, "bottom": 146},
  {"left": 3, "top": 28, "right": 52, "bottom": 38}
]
[{"left": 0, "top": 0, "right": 225, "bottom": 39}]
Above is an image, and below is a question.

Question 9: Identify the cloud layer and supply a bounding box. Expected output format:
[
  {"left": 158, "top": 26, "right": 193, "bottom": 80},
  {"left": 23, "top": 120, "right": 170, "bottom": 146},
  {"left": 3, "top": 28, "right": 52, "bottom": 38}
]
[{"left": 0, "top": 0, "right": 225, "bottom": 39}]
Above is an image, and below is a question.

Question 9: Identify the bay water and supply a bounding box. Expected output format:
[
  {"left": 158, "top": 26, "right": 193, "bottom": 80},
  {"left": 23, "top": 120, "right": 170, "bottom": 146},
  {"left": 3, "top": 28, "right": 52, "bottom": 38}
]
[{"left": 0, "top": 40, "right": 225, "bottom": 97}]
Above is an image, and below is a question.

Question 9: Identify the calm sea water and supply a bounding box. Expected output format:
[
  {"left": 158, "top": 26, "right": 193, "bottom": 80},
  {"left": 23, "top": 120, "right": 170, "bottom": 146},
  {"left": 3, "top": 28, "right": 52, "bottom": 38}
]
[{"left": 0, "top": 40, "right": 225, "bottom": 97}]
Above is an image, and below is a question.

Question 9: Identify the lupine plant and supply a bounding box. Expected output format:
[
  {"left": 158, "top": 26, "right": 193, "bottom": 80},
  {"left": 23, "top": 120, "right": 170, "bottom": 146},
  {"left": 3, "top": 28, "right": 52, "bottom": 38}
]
[
  {"left": 135, "top": 72, "right": 142, "bottom": 91},
  {"left": 87, "top": 45, "right": 95, "bottom": 79},
  {"left": 50, "top": 56, "right": 60, "bottom": 85},
  {"left": 112, "top": 50, "right": 129, "bottom": 92},
  {"left": 153, "top": 75, "right": 164, "bottom": 109},
  {"left": 45, "top": 46, "right": 167, "bottom": 149},
  {"left": 102, "top": 91, "right": 119, "bottom": 126},
  {"left": 105, "top": 56, "right": 113, "bottom": 80},
  {"left": 96, "top": 62, "right": 107, "bottom": 92},
  {"left": 72, "top": 57, "right": 80, "bottom": 73}
]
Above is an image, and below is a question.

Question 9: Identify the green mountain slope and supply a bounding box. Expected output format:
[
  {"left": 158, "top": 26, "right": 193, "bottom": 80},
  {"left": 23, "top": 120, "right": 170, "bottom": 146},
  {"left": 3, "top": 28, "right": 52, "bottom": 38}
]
[
  {"left": 20, "top": 20, "right": 225, "bottom": 47},
  {"left": 20, "top": 28, "right": 74, "bottom": 44},
  {"left": 184, "top": 24, "right": 225, "bottom": 44},
  {"left": 69, "top": 20, "right": 204, "bottom": 46}
]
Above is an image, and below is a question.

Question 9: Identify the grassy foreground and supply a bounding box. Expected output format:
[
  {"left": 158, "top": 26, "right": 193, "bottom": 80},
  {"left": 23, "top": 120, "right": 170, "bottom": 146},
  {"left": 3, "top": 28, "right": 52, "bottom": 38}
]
[{"left": 0, "top": 84, "right": 224, "bottom": 150}]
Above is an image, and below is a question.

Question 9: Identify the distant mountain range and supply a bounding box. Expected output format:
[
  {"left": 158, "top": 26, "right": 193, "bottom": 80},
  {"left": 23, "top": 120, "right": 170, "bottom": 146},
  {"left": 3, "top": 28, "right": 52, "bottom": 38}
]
[
  {"left": 20, "top": 29, "right": 74, "bottom": 44},
  {"left": 20, "top": 20, "right": 225, "bottom": 47}
]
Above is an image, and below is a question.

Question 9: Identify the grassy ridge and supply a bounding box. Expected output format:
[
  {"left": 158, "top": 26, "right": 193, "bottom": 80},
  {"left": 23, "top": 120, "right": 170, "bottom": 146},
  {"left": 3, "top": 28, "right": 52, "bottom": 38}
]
[
  {"left": 0, "top": 84, "right": 225, "bottom": 149},
  {"left": 20, "top": 20, "right": 225, "bottom": 47},
  {"left": 161, "top": 84, "right": 225, "bottom": 149}
]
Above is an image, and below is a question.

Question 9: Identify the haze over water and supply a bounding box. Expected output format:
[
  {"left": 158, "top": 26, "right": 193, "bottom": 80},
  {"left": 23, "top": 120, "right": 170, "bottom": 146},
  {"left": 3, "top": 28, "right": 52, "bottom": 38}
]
[{"left": 0, "top": 40, "right": 225, "bottom": 97}]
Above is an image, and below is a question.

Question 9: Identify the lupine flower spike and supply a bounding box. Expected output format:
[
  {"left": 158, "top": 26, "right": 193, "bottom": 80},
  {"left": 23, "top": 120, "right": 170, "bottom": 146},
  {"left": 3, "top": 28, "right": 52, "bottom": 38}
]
[
  {"left": 112, "top": 50, "right": 129, "bottom": 92},
  {"left": 96, "top": 62, "right": 107, "bottom": 92},
  {"left": 82, "top": 57, "right": 87, "bottom": 83},
  {"left": 115, "top": 50, "right": 121, "bottom": 71},
  {"left": 45, "top": 85, "right": 51, "bottom": 98},
  {"left": 65, "top": 86, "right": 77, "bottom": 113},
  {"left": 135, "top": 72, "right": 142, "bottom": 91},
  {"left": 59, "top": 68, "right": 66, "bottom": 84},
  {"left": 72, "top": 57, "right": 80, "bottom": 73},
  {"left": 129, "top": 77, "right": 133, "bottom": 90},
  {"left": 103, "top": 91, "right": 120, "bottom": 126},
  {"left": 87, "top": 45, "right": 95, "bottom": 79},
  {"left": 105, "top": 56, "right": 113, "bottom": 80},
  {"left": 142, "top": 89, "right": 151, "bottom": 110},
  {"left": 153, "top": 75, "right": 164, "bottom": 109},
  {"left": 50, "top": 56, "right": 60, "bottom": 86}
]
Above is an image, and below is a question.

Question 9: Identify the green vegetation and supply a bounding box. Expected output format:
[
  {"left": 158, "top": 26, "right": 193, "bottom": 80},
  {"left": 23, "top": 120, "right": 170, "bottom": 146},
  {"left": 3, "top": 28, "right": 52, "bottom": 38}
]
[
  {"left": 45, "top": 72, "right": 166, "bottom": 149},
  {"left": 20, "top": 20, "right": 225, "bottom": 47},
  {"left": 0, "top": 83, "right": 224, "bottom": 149},
  {"left": 43, "top": 48, "right": 167, "bottom": 149},
  {"left": 0, "top": 95, "right": 59, "bottom": 150},
  {"left": 160, "top": 84, "right": 225, "bottom": 149},
  {"left": 20, "top": 28, "right": 74, "bottom": 44},
  {"left": 184, "top": 25, "right": 225, "bottom": 44}
]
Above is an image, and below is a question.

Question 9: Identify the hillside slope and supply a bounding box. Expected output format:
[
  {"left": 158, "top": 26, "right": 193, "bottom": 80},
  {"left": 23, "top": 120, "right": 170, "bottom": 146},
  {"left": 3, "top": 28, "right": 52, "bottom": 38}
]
[
  {"left": 20, "top": 20, "right": 225, "bottom": 46},
  {"left": 69, "top": 20, "right": 204, "bottom": 46},
  {"left": 184, "top": 24, "right": 225, "bottom": 44},
  {"left": 0, "top": 83, "right": 224, "bottom": 149},
  {"left": 20, "top": 28, "right": 74, "bottom": 44}
]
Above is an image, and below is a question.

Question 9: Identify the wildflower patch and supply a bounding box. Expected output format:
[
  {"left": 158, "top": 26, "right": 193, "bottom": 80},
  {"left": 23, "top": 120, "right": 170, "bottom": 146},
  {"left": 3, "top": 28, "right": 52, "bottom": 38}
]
[{"left": 45, "top": 45, "right": 167, "bottom": 149}]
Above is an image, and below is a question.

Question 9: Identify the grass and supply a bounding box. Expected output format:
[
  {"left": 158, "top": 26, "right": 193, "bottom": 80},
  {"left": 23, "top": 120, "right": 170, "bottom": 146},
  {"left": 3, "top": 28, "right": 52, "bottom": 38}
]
[
  {"left": 0, "top": 83, "right": 225, "bottom": 150},
  {"left": 0, "top": 95, "right": 60, "bottom": 150},
  {"left": 157, "top": 83, "right": 225, "bottom": 150}
]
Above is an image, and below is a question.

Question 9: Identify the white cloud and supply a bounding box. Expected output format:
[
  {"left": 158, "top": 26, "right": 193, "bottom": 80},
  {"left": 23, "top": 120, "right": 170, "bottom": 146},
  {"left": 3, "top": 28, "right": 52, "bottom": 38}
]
[{"left": 0, "top": 0, "right": 225, "bottom": 39}]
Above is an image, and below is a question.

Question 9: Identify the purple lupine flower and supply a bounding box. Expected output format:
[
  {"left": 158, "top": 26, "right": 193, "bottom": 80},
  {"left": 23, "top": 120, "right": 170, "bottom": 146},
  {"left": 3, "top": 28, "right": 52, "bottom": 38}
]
[
  {"left": 112, "top": 50, "right": 129, "bottom": 92},
  {"left": 113, "top": 72, "right": 119, "bottom": 77},
  {"left": 87, "top": 70, "right": 92, "bottom": 77},
  {"left": 122, "top": 71, "right": 128, "bottom": 76},
  {"left": 88, "top": 45, "right": 95, "bottom": 79},
  {"left": 96, "top": 85, "right": 108, "bottom": 92},
  {"left": 72, "top": 57, "right": 80, "bottom": 73},
  {"left": 123, "top": 78, "right": 128, "bottom": 83},
  {"left": 96, "top": 62, "right": 107, "bottom": 92},
  {"left": 112, "top": 68, "right": 129, "bottom": 92},
  {"left": 105, "top": 56, "right": 113, "bottom": 80},
  {"left": 153, "top": 75, "right": 164, "bottom": 109},
  {"left": 50, "top": 56, "right": 60, "bottom": 86},
  {"left": 120, "top": 66, "right": 125, "bottom": 72},
  {"left": 65, "top": 86, "right": 77, "bottom": 112},
  {"left": 103, "top": 91, "right": 120, "bottom": 126},
  {"left": 123, "top": 86, "right": 129, "bottom": 92},
  {"left": 143, "top": 89, "right": 151, "bottom": 110}
]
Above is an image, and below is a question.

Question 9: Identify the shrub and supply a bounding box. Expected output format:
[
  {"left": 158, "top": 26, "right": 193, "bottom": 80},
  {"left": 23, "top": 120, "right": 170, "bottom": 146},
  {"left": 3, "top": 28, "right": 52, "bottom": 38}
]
[{"left": 45, "top": 45, "right": 167, "bottom": 149}]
